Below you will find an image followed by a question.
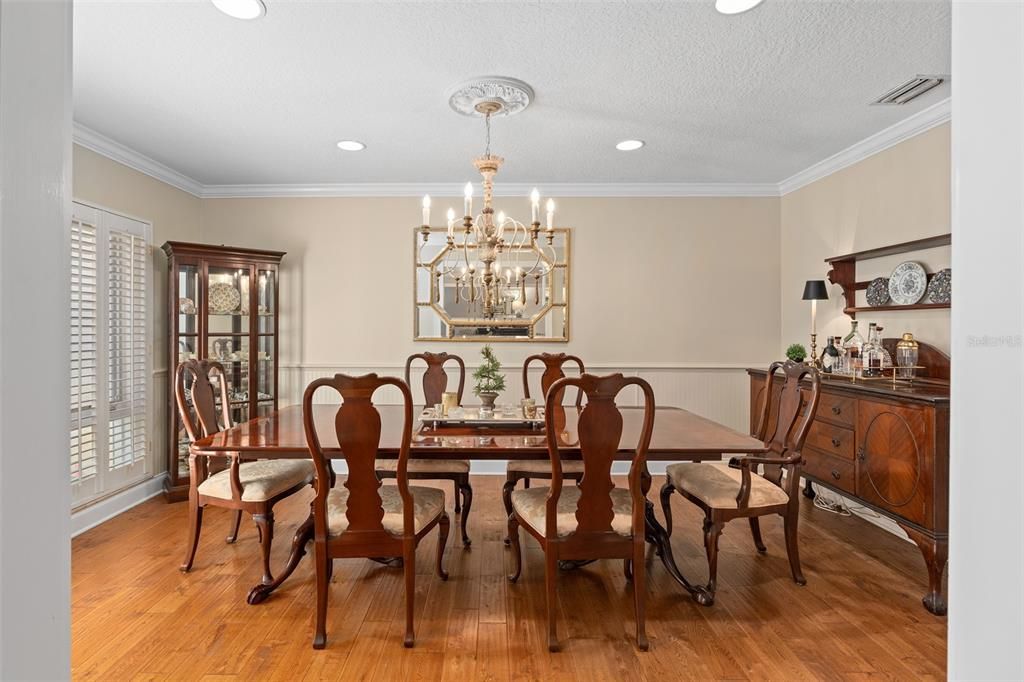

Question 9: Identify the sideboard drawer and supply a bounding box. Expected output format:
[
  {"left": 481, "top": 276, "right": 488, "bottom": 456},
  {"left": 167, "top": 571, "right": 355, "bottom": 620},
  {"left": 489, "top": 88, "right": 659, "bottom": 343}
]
[
  {"left": 806, "top": 420, "right": 855, "bottom": 460},
  {"left": 816, "top": 392, "right": 856, "bottom": 428},
  {"left": 802, "top": 448, "right": 856, "bottom": 496}
]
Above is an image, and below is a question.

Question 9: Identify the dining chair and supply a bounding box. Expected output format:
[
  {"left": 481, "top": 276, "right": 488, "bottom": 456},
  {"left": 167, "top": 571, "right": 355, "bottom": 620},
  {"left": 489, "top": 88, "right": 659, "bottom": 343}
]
[
  {"left": 375, "top": 352, "right": 473, "bottom": 546},
  {"left": 507, "top": 373, "right": 655, "bottom": 652},
  {"left": 659, "top": 360, "right": 820, "bottom": 603},
  {"left": 303, "top": 373, "right": 450, "bottom": 650},
  {"left": 175, "top": 358, "right": 314, "bottom": 584},
  {"left": 503, "top": 353, "right": 587, "bottom": 538}
]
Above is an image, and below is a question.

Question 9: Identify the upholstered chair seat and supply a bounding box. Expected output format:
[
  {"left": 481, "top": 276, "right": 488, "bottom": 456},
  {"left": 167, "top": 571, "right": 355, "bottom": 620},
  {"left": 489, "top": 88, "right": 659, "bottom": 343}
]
[
  {"left": 197, "top": 459, "right": 314, "bottom": 502},
  {"left": 375, "top": 458, "right": 470, "bottom": 474},
  {"left": 506, "top": 459, "right": 585, "bottom": 475},
  {"left": 511, "top": 486, "right": 634, "bottom": 538},
  {"left": 665, "top": 462, "right": 790, "bottom": 509},
  {"left": 326, "top": 485, "right": 446, "bottom": 536}
]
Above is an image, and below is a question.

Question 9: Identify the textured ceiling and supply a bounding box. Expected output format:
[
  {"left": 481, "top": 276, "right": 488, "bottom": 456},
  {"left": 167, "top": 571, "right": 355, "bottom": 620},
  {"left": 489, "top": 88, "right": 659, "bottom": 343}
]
[{"left": 73, "top": 0, "right": 951, "bottom": 186}]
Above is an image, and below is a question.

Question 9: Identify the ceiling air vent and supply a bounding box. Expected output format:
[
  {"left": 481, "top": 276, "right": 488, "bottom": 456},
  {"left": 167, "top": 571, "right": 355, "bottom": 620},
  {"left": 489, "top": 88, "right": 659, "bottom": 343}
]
[{"left": 872, "top": 75, "right": 946, "bottom": 105}]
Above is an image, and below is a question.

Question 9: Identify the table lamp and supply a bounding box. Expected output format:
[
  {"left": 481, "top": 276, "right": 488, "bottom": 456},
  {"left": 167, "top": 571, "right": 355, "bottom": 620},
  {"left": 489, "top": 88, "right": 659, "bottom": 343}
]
[{"left": 802, "top": 280, "right": 829, "bottom": 367}]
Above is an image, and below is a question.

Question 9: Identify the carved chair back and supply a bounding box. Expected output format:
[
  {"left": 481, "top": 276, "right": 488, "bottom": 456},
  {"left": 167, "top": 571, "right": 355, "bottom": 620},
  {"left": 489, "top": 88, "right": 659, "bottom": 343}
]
[
  {"left": 523, "top": 352, "right": 586, "bottom": 409},
  {"left": 753, "top": 360, "right": 821, "bottom": 495},
  {"left": 404, "top": 352, "right": 465, "bottom": 406},
  {"left": 174, "top": 358, "right": 239, "bottom": 494},
  {"left": 543, "top": 373, "right": 655, "bottom": 543},
  {"left": 303, "top": 374, "right": 415, "bottom": 544}
]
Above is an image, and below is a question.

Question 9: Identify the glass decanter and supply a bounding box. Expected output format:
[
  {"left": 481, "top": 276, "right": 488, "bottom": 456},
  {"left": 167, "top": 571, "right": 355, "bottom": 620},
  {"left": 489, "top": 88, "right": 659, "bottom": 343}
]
[{"left": 841, "top": 321, "right": 865, "bottom": 376}]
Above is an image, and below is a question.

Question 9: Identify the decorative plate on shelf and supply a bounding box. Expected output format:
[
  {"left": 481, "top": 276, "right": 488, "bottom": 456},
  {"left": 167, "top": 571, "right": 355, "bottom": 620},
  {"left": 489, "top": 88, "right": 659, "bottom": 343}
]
[
  {"left": 926, "top": 268, "right": 951, "bottom": 304},
  {"left": 178, "top": 297, "right": 196, "bottom": 315},
  {"left": 887, "top": 261, "right": 928, "bottom": 305},
  {"left": 208, "top": 283, "right": 241, "bottom": 314},
  {"left": 866, "top": 277, "right": 890, "bottom": 307}
]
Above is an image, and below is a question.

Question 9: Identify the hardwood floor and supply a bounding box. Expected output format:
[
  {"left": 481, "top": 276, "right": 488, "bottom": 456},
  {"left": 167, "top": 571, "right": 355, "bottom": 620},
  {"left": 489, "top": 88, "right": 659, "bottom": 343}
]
[{"left": 72, "top": 475, "right": 946, "bottom": 680}]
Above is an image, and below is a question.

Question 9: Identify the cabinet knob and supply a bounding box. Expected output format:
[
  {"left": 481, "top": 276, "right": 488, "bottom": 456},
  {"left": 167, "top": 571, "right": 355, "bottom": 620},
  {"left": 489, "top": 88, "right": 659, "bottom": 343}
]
[
  {"left": 831, "top": 470, "right": 841, "bottom": 480},
  {"left": 831, "top": 406, "right": 842, "bottom": 415},
  {"left": 857, "top": 447, "right": 865, "bottom": 461},
  {"left": 831, "top": 437, "right": 841, "bottom": 447}
]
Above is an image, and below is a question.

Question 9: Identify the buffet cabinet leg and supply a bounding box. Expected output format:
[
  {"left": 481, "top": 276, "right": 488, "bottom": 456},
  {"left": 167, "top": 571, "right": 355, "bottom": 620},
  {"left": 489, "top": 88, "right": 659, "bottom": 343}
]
[
  {"left": 802, "top": 478, "right": 816, "bottom": 500},
  {"left": 898, "top": 522, "right": 948, "bottom": 616}
]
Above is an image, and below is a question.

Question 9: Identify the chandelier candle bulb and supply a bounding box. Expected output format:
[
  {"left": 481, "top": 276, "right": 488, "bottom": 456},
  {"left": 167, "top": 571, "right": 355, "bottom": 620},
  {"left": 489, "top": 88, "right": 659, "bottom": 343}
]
[
  {"left": 546, "top": 199, "right": 555, "bottom": 230},
  {"left": 422, "top": 195, "right": 431, "bottom": 226},
  {"left": 446, "top": 207, "right": 456, "bottom": 238},
  {"left": 531, "top": 188, "right": 540, "bottom": 223},
  {"left": 464, "top": 182, "right": 473, "bottom": 217}
]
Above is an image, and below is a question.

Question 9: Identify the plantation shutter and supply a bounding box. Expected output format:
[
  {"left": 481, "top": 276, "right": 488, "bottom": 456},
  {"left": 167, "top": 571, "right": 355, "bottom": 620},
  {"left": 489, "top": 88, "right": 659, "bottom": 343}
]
[
  {"left": 70, "top": 212, "right": 100, "bottom": 491},
  {"left": 71, "top": 203, "right": 151, "bottom": 506},
  {"left": 106, "top": 225, "right": 148, "bottom": 472}
]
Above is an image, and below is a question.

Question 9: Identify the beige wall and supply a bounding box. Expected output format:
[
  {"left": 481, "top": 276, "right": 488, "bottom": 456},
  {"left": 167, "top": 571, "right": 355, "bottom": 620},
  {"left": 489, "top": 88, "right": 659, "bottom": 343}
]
[
  {"left": 780, "top": 124, "right": 952, "bottom": 356},
  {"left": 199, "top": 196, "right": 781, "bottom": 371}
]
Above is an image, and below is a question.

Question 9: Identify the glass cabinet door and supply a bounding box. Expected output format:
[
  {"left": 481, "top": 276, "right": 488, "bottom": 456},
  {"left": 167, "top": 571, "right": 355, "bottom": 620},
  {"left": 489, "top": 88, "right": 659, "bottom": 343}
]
[
  {"left": 256, "top": 267, "right": 277, "bottom": 416},
  {"left": 206, "top": 264, "right": 251, "bottom": 425}
]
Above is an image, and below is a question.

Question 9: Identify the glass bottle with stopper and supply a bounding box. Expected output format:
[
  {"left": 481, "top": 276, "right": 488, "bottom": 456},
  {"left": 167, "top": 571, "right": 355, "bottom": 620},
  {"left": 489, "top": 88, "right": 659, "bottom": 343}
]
[
  {"left": 862, "top": 323, "right": 884, "bottom": 377},
  {"left": 820, "top": 336, "right": 840, "bottom": 374},
  {"left": 842, "top": 321, "right": 865, "bottom": 376}
]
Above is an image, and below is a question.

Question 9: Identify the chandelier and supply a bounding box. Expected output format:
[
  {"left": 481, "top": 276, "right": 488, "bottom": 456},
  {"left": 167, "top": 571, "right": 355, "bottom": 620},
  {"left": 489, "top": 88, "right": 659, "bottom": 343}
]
[{"left": 417, "top": 81, "right": 557, "bottom": 322}]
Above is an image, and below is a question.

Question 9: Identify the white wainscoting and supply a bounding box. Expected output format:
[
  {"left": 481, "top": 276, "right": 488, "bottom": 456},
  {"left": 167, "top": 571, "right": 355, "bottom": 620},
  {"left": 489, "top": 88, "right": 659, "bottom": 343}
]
[{"left": 280, "top": 362, "right": 765, "bottom": 474}]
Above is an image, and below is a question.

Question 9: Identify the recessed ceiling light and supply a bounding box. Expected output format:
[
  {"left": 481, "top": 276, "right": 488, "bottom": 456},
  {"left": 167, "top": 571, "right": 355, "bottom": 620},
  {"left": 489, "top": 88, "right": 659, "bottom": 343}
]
[
  {"left": 336, "top": 140, "right": 366, "bottom": 152},
  {"left": 615, "top": 139, "right": 645, "bottom": 152},
  {"left": 211, "top": 0, "right": 266, "bottom": 20},
  {"left": 715, "top": 0, "right": 765, "bottom": 15}
]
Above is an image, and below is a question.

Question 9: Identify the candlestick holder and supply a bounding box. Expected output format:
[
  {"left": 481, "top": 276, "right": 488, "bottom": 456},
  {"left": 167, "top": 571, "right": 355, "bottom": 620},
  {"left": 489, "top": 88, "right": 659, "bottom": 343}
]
[{"left": 809, "top": 332, "right": 821, "bottom": 369}]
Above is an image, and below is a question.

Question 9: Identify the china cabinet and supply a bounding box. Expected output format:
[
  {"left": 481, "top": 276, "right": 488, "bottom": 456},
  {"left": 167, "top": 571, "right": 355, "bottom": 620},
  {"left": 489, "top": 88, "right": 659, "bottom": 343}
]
[{"left": 161, "top": 241, "right": 285, "bottom": 501}]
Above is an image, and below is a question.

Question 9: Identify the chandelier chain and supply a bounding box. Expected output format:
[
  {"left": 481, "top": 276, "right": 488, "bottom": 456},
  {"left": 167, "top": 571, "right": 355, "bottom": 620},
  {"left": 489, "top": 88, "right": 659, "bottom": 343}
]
[{"left": 484, "top": 113, "right": 491, "bottom": 158}]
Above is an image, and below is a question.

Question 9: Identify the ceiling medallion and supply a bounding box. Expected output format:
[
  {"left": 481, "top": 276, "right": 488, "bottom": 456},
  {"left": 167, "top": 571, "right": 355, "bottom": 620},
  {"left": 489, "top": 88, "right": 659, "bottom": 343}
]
[{"left": 447, "top": 76, "right": 535, "bottom": 118}]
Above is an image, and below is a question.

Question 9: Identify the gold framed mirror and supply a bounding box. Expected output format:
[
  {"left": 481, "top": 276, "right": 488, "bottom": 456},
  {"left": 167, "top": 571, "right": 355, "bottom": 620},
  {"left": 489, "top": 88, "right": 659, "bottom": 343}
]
[{"left": 413, "top": 226, "right": 570, "bottom": 342}]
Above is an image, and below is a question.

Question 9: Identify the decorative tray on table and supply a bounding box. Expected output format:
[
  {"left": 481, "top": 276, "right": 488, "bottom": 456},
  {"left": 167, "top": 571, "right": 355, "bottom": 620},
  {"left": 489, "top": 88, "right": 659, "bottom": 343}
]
[{"left": 418, "top": 407, "right": 546, "bottom": 430}]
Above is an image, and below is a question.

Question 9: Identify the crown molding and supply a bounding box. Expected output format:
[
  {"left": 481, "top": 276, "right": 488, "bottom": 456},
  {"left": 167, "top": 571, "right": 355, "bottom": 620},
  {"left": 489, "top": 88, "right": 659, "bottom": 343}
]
[
  {"left": 73, "top": 123, "right": 204, "bottom": 197},
  {"left": 777, "top": 97, "right": 951, "bottom": 196},
  {"left": 199, "top": 182, "right": 780, "bottom": 198},
  {"left": 73, "top": 99, "right": 951, "bottom": 201}
]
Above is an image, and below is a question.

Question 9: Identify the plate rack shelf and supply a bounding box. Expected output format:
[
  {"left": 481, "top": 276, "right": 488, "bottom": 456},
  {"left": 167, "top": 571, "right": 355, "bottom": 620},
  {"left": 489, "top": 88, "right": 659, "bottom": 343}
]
[{"left": 825, "top": 234, "right": 951, "bottom": 317}]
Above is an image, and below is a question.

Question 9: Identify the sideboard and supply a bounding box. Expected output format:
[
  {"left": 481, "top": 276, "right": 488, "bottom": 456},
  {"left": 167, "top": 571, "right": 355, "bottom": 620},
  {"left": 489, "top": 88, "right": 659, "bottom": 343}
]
[{"left": 747, "top": 341, "right": 950, "bottom": 615}]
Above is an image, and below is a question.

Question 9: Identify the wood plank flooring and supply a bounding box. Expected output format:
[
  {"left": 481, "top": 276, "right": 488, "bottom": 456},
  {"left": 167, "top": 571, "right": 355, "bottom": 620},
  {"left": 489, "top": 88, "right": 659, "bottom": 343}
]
[{"left": 72, "top": 476, "right": 946, "bottom": 680}]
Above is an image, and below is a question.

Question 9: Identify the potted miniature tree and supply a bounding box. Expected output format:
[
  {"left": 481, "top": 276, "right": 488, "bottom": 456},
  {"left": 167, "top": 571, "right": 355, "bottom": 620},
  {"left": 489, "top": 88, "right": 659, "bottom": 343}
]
[{"left": 473, "top": 345, "right": 506, "bottom": 409}]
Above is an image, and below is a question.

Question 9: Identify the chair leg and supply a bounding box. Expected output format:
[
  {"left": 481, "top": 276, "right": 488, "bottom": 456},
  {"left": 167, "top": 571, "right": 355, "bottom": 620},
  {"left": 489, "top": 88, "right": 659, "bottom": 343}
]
[
  {"left": 403, "top": 539, "right": 417, "bottom": 648},
  {"left": 253, "top": 512, "right": 275, "bottom": 585},
  {"left": 623, "top": 558, "right": 633, "bottom": 582},
  {"left": 436, "top": 512, "right": 450, "bottom": 581},
  {"left": 507, "top": 515, "right": 522, "bottom": 583},
  {"left": 749, "top": 517, "right": 767, "bottom": 554},
  {"left": 453, "top": 477, "right": 462, "bottom": 514},
  {"left": 312, "top": 544, "right": 329, "bottom": 650},
  {"left": 179, "top": 501, "right": 204, "bottom": 573},
  {"left": 702, "top": 516, "right": 724, "bottom": 600},
  {"left": 502, "top": 476, "right": 516, "bottom": 546},
  {"left": 659, "top": 482, "right": 675, "bottom": 536},
  {"left": 458, "top": 479, "right": 473, "bottom": 547},
  {"left": 225, "top": 510, "right": 243, "bottom": 544},
  {"left": 783, "top": 510, "right": 806, "bottom": 585},
  {"left": 633, "top": 542, "right": 649, "bottom": 651},
  {"left": 545, "top": 549, "right": 559, "bottom": 652}
]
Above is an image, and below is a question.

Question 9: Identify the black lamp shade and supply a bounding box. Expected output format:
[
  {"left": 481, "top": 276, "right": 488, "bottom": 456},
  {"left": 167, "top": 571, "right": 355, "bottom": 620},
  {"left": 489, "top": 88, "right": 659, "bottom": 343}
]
[{"left": 802, "top": 280, "right": 829, "bottom": 301}]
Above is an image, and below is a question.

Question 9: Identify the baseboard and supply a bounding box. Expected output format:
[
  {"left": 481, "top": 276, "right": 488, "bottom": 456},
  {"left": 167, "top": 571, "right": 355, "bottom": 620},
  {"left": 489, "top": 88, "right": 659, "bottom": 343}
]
[{"left": 71, "top": 474, "right": 168, "bottom": 537}]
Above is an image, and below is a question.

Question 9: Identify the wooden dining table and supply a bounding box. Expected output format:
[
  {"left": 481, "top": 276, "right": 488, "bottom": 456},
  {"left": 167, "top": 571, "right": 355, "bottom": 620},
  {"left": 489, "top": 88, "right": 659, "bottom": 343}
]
[{"left": 191, "top": 403, "right": 765, "bottom": 606}]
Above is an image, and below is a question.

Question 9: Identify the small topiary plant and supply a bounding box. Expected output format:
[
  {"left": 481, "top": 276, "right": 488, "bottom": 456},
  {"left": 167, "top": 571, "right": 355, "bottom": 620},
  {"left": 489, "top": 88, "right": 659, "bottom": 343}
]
[
  {"left": 785, "top": 343, "right": 808, "bottom": 362},
  {"left": 473, "top": 345, "right": 506, "bottom": 396}
]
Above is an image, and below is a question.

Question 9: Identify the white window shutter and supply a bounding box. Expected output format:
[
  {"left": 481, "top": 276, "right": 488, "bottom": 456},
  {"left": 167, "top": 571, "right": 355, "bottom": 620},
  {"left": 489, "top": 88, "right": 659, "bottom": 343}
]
[
  {"left": 70, "top": 214, "right": 99, "bottom": 489},
  {"left": 70, "top": 203, "right": 151, "bottom": 506}
]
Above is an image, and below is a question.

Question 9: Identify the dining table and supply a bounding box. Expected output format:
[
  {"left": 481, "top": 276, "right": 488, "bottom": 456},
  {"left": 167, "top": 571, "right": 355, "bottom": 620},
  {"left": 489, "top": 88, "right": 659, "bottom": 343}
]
[{"left": 191, "top": 403, "right": 765, "bottom": 607}]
